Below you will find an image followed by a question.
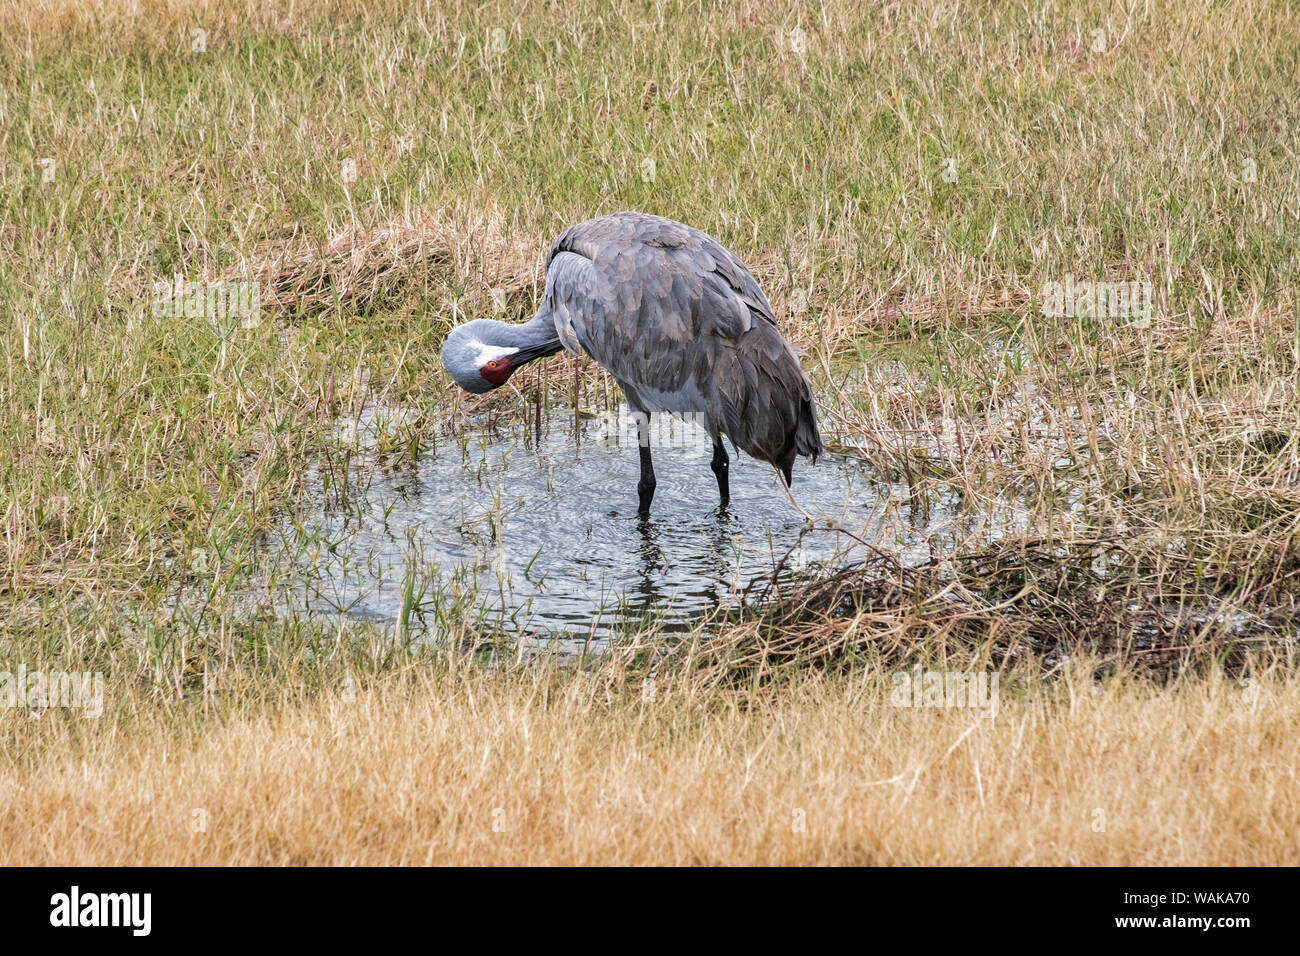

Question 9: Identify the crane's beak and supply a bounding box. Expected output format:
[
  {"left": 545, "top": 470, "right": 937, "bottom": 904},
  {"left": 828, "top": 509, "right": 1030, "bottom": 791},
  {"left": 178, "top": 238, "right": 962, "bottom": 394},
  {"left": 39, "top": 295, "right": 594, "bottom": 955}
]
[{"left": 511, "top": 341, "right": 566, "bottom": 365}]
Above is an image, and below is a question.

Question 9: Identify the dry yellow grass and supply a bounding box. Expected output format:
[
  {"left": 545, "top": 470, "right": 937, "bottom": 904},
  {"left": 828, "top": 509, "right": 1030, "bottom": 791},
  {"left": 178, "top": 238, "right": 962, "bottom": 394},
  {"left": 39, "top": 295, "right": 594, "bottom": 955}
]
[{"left": 3, "top": 664, "right": 1295, "bottom": 865}]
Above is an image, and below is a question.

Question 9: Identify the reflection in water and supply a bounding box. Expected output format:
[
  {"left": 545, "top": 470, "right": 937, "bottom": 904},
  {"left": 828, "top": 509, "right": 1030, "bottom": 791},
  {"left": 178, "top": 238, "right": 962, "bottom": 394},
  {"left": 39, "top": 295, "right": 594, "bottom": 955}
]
[{"left": 276, "top": 407, "right": 961, "bottom": 639}]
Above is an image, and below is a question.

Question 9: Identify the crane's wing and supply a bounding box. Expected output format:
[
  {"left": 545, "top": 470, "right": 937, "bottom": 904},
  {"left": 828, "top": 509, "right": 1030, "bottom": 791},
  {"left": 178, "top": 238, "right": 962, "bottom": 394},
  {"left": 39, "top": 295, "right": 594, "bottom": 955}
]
[{"left": 541, "top": 212, "right": 822, "bottom": 466}]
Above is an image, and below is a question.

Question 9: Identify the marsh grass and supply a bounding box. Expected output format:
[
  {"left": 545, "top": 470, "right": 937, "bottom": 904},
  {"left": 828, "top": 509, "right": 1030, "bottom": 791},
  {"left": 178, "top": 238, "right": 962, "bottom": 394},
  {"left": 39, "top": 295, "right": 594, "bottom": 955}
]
[{"left": 1, "top": 0, "right": 1298, "bottom": 863}]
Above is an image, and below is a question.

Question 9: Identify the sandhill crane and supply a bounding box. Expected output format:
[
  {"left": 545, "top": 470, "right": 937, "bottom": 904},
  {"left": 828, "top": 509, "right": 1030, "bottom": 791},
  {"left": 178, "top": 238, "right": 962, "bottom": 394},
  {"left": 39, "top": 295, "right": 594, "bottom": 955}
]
[{"left": 441, "top": 212, "right": 824, "bottom": 515}]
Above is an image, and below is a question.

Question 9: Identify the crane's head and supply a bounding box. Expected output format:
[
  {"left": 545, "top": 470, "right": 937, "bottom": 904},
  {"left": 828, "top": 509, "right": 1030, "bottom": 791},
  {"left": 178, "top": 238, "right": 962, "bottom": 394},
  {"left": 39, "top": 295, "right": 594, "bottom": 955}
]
[
  {"left": 441, "top": 319, "right": 524, "bottom": 394},
  {"left": 441, "top": 319, "right": 564, "bottom": 395}
]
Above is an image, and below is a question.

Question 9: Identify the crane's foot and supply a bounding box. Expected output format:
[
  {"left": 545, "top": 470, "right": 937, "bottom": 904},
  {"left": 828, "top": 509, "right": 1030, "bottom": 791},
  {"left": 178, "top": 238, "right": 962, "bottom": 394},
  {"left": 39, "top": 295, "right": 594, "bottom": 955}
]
[{"left": 637, "top": 480, "right": 655, "bottom": 517}]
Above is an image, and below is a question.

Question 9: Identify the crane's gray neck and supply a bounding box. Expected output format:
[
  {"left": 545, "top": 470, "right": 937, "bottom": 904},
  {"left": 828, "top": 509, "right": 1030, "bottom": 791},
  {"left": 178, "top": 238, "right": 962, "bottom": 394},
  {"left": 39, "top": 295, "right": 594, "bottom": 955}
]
[{"left": 476, "top": 310, "right": 563, "bottom": 356}]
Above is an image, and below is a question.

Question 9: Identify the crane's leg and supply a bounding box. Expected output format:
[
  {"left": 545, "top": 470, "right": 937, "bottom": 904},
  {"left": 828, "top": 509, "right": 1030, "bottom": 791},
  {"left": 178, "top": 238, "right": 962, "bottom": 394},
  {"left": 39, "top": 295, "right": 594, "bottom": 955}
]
[
  {"left": 711, "top": 437, "right": 730, "bottom": 509},
  {"left": 636, "top": 413, "right": 656, "bottom": 516}
]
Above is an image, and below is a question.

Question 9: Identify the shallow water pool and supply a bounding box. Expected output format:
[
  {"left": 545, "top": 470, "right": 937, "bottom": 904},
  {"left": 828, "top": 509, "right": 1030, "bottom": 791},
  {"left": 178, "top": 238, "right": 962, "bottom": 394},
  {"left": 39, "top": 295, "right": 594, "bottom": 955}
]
[{"left": 276, "top": 405, "right": 954, "bottom": 639}]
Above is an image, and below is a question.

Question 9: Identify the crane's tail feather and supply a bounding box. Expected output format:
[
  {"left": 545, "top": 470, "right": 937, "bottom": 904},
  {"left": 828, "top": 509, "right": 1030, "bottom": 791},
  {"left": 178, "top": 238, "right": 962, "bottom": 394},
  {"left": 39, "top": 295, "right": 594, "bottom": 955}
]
[{"left": 795, "top": 397, "right": 825, "bottom": 463}]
